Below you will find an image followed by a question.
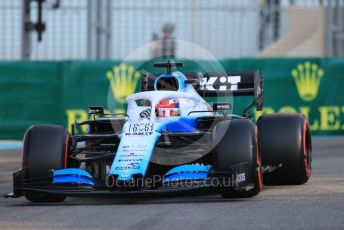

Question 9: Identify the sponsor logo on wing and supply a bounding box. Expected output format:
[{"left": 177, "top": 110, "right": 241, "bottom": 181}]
[
  {"left": 236, "top": 172, "right": 246, "bottom": 183},
  {"left": 199, "top": 75, "right": 241, "bottom": 91}
]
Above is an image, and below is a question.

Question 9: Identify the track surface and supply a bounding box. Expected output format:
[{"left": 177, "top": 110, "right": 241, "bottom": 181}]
[{"left": 0, "top": 138, "right": 344, "bottom": 230}]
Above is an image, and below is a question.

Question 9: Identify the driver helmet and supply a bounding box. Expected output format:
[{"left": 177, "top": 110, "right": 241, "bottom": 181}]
[{"left": 156, "top": 98, "right": 180, "bottom": 117}]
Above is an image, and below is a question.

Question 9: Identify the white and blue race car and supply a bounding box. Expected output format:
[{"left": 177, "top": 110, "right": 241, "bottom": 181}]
[{"left": 6, "top": 61, "right": 312, "bottom": 202}]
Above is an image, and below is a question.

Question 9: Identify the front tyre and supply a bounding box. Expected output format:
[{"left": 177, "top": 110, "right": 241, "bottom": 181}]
[
  {"left": 213, "top": 119, "right": 262, "bottom": 198},
  {"left": 22, "top": 125, "right": 69, "bottom": 202}
]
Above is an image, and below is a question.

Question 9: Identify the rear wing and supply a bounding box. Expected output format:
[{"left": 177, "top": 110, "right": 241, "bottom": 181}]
[
  {"left": 195, "top": 71, "right": 263, "bottom": 111},
  {"left": 142, "top": 71, "right": 264, "bottom": 114},
  {"left": 194, "top": 71, "right": 262, "bottom": 96}
]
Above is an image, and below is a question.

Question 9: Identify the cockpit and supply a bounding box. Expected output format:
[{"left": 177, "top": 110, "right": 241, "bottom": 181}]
[
  {"left": 125, "top": 61, "right": 211, "bottom": 121},
  {"left": 155, "top": 98, "right": 180, "bottom": 117}
]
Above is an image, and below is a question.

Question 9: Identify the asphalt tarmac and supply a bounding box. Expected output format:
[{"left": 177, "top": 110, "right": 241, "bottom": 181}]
[{"left": 0, "top": 137, "right": 343, "bottom": 230}]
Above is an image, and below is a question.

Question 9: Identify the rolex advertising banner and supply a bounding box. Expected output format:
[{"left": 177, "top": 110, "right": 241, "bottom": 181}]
[
  {"left": 0, "top": 58, "right": 343, "bottom": 139},
  {"left": 220, "top": 58, "right": 344, "bottom": 135},
  {"left": 0, "top": 61, "right": 65, "bottom": 139}
]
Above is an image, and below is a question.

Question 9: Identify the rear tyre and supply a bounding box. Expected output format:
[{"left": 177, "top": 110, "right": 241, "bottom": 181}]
[
  {"left": 213, "top": 119, "right": 262, "bottom": 198},
  {"left": 257, "top": 113, "right": 312, "bottom": 185},
  {"left": 22, "top": 125, "right": 68, "bottom": 202}
]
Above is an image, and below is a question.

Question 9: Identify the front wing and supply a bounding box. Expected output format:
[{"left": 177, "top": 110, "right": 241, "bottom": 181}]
[{"left": 5, "top": 162, "right": 252, "bottom": 198}]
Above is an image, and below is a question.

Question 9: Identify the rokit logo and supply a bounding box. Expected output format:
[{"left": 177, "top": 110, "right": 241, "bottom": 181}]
[
  {"left": 125, "top": 132, "right": 153, "bottom": 136},
  {"left": 199, "top": 75, "right": 241, "bottom": 91},
  {"left": 236, "top": 172, "right": 246, "bottom": 183}
]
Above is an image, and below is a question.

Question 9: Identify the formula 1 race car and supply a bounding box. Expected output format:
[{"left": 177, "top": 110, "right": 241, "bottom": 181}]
[{"left": 6, "top": 60, "right": 312, "bottom": 202}]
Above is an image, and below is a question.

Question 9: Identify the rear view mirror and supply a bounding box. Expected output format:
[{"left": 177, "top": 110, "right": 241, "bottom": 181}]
[
  {"left": 213, "top": 103, "right": 231, "bottom": 111},
  {"left": 88, "top": 106, "right": 104, "bottom": 115}
]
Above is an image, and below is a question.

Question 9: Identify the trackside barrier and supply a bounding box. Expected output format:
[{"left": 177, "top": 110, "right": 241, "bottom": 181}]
[{"left": 0, "top": 58, "right": 343, "bottom": 139}]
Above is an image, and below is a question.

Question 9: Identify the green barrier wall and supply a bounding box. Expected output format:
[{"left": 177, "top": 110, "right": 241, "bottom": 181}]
[{"left": 0, "top": 58, "right": 343, "bottom": 139}]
